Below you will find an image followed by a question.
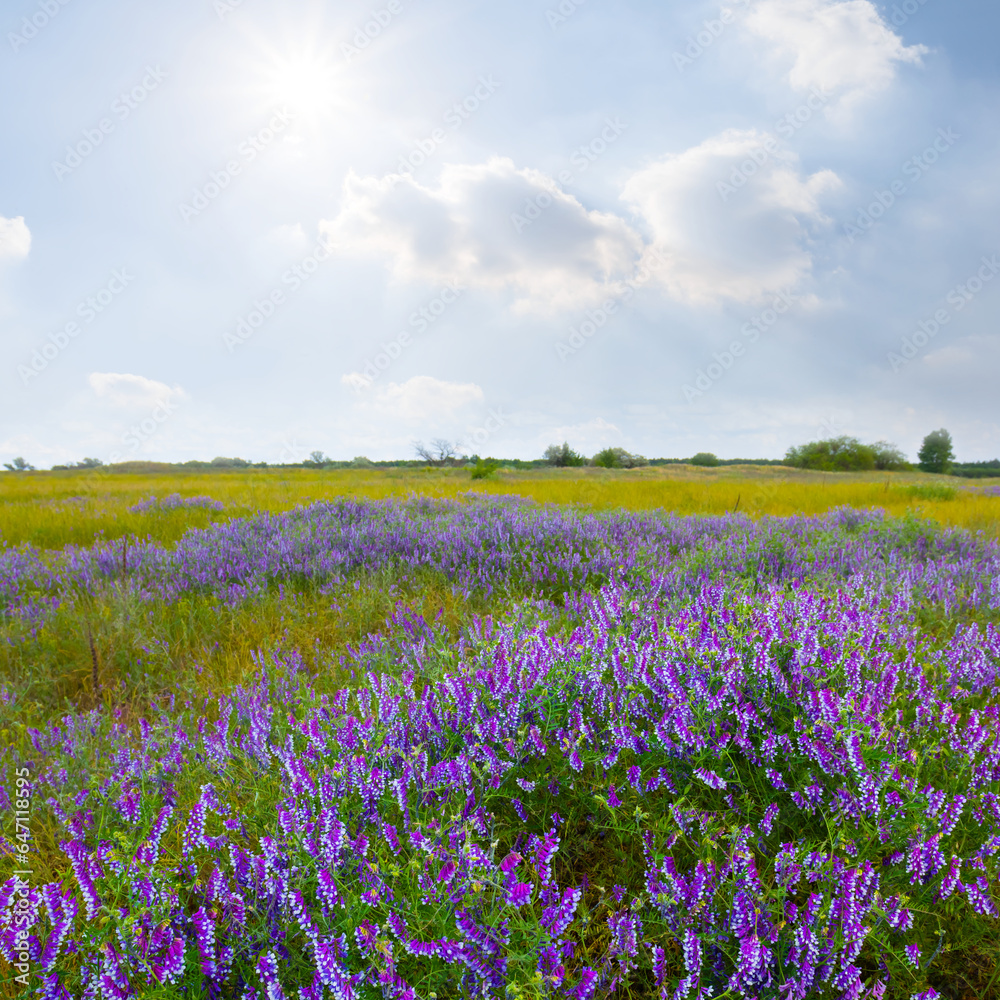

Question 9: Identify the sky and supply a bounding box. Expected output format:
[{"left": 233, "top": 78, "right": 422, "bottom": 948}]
[{"left": 1, "top": 0, "right": 998, "bottom": 466}]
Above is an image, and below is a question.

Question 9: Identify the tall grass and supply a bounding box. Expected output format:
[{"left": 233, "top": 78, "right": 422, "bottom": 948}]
[{"left": 2, "top": 465, "right": 998, "bottom": 549}]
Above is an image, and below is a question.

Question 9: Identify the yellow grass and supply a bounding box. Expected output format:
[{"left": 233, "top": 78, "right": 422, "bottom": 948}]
[{"left": 1, "top": 464, "right": 998, "bottom": 549}]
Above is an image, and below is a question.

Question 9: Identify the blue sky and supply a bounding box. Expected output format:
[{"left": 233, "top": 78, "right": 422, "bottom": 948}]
[{"left": 1, "top": 0, "right": 998, "bottom": 465}]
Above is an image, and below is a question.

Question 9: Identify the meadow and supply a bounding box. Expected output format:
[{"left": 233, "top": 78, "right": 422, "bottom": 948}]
[{"left": 2, "top": 467, "right": 999, "bottom": 999}]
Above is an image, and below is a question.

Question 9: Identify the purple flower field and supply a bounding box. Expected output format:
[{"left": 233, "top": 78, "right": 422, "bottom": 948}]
[{"left": 2, "top": 495, "right": 999, "bottom": 999}]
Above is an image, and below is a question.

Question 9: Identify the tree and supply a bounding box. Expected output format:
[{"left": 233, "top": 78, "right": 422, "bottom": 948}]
[
  {"left": 870, "top": 441, "right": 909, "bottom": 471},
  {"left": 918, "top": 428, "right": 955, "bottom": 474},
  {"left": 3, "top": 457, "right": 35, "bottom": 472},
  {"left": 414, "top": 439, "right": 462, "bottom": 466},
  {"left": 591, "top": 447, "right": 648, "bottom": 469},
  {"left": 305, "top": 450, "right": 330, "bottom": 467},
  {"left": 73, "top": 457, "right": 104, "bottom": 469},
  {"left": 542, "top": 442, "right": 584, "bottom": 467},
  {"left": 784, "top": 436, "right": 876, "bottom": 472},
  {"left": 690, "top": 452, "right": 720, "bottom": 467}
]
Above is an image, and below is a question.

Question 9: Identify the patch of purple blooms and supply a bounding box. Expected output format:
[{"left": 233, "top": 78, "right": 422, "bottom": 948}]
[
  {"left": 1, "top": 497, "right": 999, "bottom": 997},
  {"left": 129, "top": 493, "right": 224, "bottom": 514}
]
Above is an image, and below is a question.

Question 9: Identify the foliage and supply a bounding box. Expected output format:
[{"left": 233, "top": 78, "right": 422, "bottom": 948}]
[
  {"left": 2, "top": 458, "right": 34, "bottom": 472},
  {"left": 470, "top": 458, "right": 500, "bottom": 480},
  {"left": 591, "top": 447, "right": 648, "bottom": 469},
  {"left": 871, "top": 440, "right": 912, "bottom": 471},
  {"left": 543, "top": 443, "right": 586, "bottom": 468},
  {"left": 950, "top": 460, "right": 1000, "bottom": 480},
  {"left": 919, "top": 429, "right": 956, "bottom": 475},
  {"left": 688, "top": 452, "right": 719, "bottom": 467},
  {"left": 785, "top": 436, "right": 882, "bottom": 472}
]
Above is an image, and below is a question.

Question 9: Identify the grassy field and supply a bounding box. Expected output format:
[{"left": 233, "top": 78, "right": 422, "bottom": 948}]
[
  {"left": 1, "top": 464, "right": 998, "bottom": 550},
  {"left": 2, "top": 469, "right": 999, "bottom": 998}
]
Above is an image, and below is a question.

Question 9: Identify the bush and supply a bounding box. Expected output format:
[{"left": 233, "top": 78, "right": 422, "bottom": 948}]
[
  {"left": 470, "top": 458, "right": 500, "bottom": 480},
  {"left": 543, "top": 443, "right": 585, "bottom": 467},
  {"left": 785, "top": 436, "right": 877, "bottom": 472},
  {"left": 870, "top": 441, "right": 910, "bottom": 471},
  {"left": 689, "top": 452, "right": 720, "bottom": 467},
  {"left": 591, "top": 447, "right": 648, "bottom": 469}
]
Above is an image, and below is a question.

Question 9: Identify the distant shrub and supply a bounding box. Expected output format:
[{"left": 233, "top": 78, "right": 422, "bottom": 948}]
[
  {"left": 689, "top": 452, "right": 720, "bottom": 467},
  {"left": 470, "top": 458, "right": 500, "bottom": 480},
  {"left": 210, "top": 456, "right": 251, "bottom": 468},
  {"left": 591, "top": 447, "right": 648, "bottom": 469},
  {"left": 785, "top": 436, "right": 880, "bottom": 472},
  {"left": 543, "top": 442, "right": 585, "bottom": 467}
]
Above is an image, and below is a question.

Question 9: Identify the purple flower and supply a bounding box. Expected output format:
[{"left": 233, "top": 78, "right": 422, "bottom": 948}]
[
  {"left": 693, "top": 767, "right": 727, "bottom": 790},
  {"left": 507, "top": 882, "right": 533, "bottom": 907},
  {"left": 541, "top": 887, "right": 581, "bottom": 937}
]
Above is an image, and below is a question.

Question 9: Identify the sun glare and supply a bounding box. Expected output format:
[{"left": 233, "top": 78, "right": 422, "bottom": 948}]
[{"left": 260, "top": 53, "right": 341, "bottom": 126}]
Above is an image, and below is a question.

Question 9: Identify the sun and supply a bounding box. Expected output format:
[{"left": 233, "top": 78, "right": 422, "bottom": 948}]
[{"left": 259, "top": 51, "right": 342, "bottom": 127}]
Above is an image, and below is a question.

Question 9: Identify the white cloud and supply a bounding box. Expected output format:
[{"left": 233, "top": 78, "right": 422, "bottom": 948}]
[
  {"left": 621, "top": 129, "right": 840, "bottom": 304},
  {"left": 341, "top": 374, "right": 484, "bottom": 423},
  {"left": 88, "top": 372, "right": 186, "bottom": 409},
  {"left": 744, "top": 0, "right": 927, "bottom": 114},
  {"left": 0, "top": 216, "right": 31, "bottom": 260},
  {"left": 320, "top": 157, "right": 644, "bottom": 313}
]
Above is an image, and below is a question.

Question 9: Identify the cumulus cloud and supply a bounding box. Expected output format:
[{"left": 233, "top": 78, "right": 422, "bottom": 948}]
[
  {"left": 621, "top": 129, "right": 840, "bottom": 304},
  {"left": 744, "top": 0, "right": 927, "bottom": 114},
  {"left": 88, "top": 372, "right": 186, "bottom": 409},
  {"left": 0, "top": 216, "right": 31, "bottom": 260},
  {"left": 320, "top": 157, "right": 644, "bottom": 313},
  {"left": 341, "top": 374, "right": 484, "bottom": 423}
]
